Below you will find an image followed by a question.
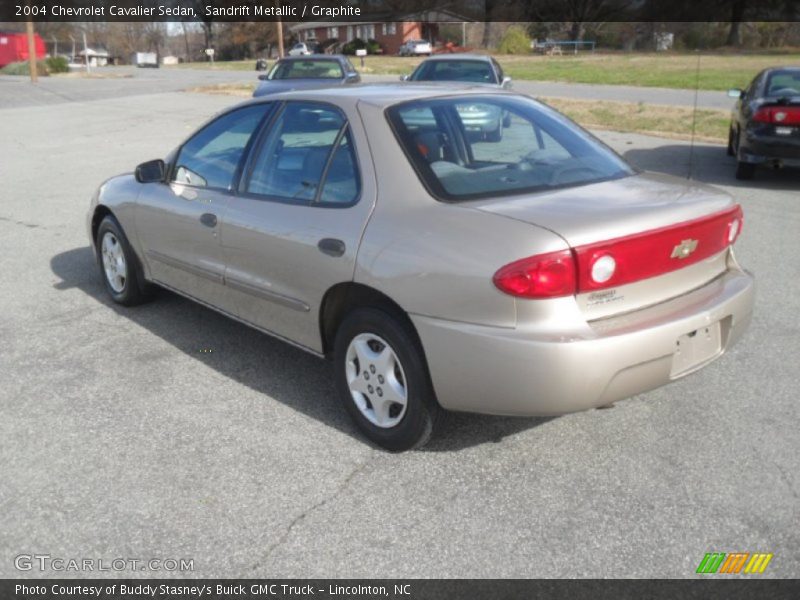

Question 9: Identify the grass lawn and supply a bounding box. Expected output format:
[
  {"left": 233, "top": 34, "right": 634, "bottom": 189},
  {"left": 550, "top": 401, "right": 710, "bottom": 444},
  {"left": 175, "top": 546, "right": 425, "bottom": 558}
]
[
  {"left": 545, "top": 97, "right": 728, "bottom": 143},
  {"left": 173, "top": 51, "right": 800, "bottom": 91},
  {"left": 189, "top": 83, "right": 729, "bottom": 144}
]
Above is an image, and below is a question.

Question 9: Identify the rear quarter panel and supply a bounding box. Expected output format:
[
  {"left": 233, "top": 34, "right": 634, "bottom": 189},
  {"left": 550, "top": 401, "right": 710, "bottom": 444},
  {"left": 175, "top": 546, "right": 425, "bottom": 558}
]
[{"left": 354, "top": 101, "right": 571, "bottom": 328}]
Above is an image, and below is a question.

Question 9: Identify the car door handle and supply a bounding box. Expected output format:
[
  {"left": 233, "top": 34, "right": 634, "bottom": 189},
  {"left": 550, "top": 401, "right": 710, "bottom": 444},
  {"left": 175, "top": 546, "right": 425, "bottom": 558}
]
[
  {"left": 200, "top": 213, "right": 217, "bottom": 228},
  {"left": 318, "top": 238, "right": 346, "bottom": 257}
]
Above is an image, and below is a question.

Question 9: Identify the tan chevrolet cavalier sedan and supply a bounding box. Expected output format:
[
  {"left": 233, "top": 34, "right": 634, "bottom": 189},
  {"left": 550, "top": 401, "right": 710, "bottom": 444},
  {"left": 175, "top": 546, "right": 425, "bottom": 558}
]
[{"left": 87, "top": 85, "right": 754, "bottom": 450}]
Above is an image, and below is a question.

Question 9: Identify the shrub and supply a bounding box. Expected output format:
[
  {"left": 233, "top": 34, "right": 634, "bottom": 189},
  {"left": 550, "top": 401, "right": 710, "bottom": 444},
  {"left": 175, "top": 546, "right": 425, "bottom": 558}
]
[
  {"left": 45, "top": 56, "right": 69, "bottom": 73},
  {"left": 342, "top": 38, "right": 367, "bottom": 55},
  {"left": 342, "top": 38, "right": 382, "bottom": 55},
  {"left": 0, "top": 60, "right": 50, "bottom": 76},
  {"left": 497, "top": 26, "right": 532, "bottom": 55}
]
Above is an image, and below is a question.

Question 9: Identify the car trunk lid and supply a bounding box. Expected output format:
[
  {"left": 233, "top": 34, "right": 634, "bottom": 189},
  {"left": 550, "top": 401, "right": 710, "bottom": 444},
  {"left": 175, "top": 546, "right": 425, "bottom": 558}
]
[{"left": 472, "top": 172, "right": 742, "bottom": 319}]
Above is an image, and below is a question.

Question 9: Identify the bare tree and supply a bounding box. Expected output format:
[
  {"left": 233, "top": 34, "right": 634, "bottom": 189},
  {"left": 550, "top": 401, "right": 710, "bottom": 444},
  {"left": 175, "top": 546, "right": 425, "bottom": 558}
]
[
  {"left": 726, "top": 0, "right": 748, "bottom": 46},
  {"left": 526, "top": 0, "right": 635, "bottom": 41}
]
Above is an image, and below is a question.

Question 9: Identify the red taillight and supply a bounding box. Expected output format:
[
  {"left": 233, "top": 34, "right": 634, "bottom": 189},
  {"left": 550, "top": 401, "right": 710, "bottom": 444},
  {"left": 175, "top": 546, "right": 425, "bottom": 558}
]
[
  {"left": 753, "top": 106, "right": 800, "bottom": 125},
  {"left": 574, "top": 205, "right": 743, "bottom": 293},
  {"left": 493, "top": 249, "right": 576, "bottom": 298},
  {"left": 494, "top": 206, "right": 744, "bottom": 300}
]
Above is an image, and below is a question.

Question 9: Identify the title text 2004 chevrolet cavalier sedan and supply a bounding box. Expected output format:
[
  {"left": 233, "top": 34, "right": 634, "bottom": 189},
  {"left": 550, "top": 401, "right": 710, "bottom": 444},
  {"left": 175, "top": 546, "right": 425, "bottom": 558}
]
[{"left": 87, "top": 86, "right": 754, "bottom": 450}]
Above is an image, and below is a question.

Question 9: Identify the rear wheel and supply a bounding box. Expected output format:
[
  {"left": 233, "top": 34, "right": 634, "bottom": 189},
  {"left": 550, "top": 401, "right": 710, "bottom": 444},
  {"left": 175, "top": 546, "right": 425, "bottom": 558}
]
[
  {"left": 487, "top": 124, "right": 503, "bottom": 142},
  {"left": 726, "top": 126, "right": 735, "bottom": 156},
  {"left": 735, "top": 160, "right": 756, "bottom": 180},
  {"left": 96, "top": 216, "right": 152, "bottom": 306},
  {"left": 733, "top": 129, "right": 755, "bottom": 180},
  {"left": 334, "top": 308, "right": 440, "bottom": 451}
]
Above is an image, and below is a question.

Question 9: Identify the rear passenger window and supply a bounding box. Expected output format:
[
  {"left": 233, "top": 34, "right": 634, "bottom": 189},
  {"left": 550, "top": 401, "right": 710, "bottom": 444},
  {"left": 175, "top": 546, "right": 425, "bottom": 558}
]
[
  {"left": 245, "top": 102, "right": 360, "bottom": 206},
  {"left": 318, "top": 131, "right": 360, "bottom": 205}
]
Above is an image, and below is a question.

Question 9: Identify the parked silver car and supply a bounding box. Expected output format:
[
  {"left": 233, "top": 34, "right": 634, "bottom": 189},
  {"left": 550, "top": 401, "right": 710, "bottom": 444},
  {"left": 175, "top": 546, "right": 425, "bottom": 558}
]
[
  {"left": 87, "top": 85, "right": 754, "bottom": 450},
  {"left": 399, "top": 39, "right": 432, "bottom": 56},
  {"left": 254, "top": 55, "right": 361, "bottom": 97},
  {"left": 400, "top": 55, "right": 513, "bottom": 140}
]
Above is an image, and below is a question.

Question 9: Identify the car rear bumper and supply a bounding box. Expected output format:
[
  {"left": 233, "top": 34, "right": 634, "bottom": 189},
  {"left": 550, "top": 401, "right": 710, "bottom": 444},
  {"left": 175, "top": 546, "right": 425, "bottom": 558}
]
[
  {"left": 740, "top": 130, "right": 800, "bottom": 165},
  {"left": 412, "top": 267, "right": 755, "bottom": 416}
]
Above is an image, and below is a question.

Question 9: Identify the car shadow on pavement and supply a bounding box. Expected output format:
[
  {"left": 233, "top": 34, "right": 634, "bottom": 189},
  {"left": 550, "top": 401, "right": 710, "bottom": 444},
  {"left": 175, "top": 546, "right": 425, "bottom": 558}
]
[
  {"left": 623, "top": 143, "right": 800, "bottom": 190},
  {"left": 51, "top": 246, "right": 549, "bottom": 452}
]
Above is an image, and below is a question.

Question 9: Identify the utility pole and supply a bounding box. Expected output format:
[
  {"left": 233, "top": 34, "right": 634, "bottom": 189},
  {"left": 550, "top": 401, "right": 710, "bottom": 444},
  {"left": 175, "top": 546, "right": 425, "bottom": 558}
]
[
  {"left": 26, "top": 19, "right": 38, "bottom": 83},
  {"left": 276, "top": 19, "right": 284, "bottom": 58},
  {"left": 82, "top": 31, "right": 91, "bottom": 74}
]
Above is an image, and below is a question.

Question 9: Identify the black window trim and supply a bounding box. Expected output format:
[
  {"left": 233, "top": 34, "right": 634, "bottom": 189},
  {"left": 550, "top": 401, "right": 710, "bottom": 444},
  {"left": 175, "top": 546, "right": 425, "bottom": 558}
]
[
  {"left": 166, "top": 102, "right": 277, "bottom": 194},
  {"left": 236, "top": 100, "right": 363, "bottom": 209}
]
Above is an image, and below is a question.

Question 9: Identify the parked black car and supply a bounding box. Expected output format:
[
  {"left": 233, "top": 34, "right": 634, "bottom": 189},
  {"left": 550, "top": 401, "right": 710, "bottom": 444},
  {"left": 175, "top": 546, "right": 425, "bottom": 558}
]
[{"left": 727, "top": 66, "right": 800, "bottom": 180}]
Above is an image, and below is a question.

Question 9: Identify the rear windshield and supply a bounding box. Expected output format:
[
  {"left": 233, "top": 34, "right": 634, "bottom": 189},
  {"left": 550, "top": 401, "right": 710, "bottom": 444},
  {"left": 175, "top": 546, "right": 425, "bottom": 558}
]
[
  {"left": 410, "top": 60, "right": 496, "bottom": 84},
  {"left": 268, "top": 60, "right": 343, "bottom": 80},
  {"left": 765, "top": 70, "right": 800, "bottom": 98},
  {"left": 386, "top": 95, "right": 635, "bottom": 201}
]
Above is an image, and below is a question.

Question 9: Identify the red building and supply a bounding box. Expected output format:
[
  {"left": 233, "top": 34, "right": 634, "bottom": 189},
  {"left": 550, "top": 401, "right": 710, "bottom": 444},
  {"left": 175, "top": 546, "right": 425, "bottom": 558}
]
[
  {"left": 0, "top": 31, "right": 46, "bottom": 68},
  {"left": 289, "top": 11, "right": 471, "bottom": 55}
]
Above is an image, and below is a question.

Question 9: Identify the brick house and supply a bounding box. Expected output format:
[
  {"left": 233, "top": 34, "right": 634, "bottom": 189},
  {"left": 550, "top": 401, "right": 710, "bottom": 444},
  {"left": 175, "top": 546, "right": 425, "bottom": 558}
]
[{"left": 288, "top": 11, "right": 472, "bottom": 55}]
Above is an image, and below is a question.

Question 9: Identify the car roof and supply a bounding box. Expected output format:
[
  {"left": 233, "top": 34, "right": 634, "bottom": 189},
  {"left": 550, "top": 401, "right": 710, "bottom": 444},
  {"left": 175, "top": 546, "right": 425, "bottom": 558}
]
[
  {"left": 417, "top": 54, "right": 493, "bottom": 63},
  {"left": 277, "top": 55, "right": 347, "bottom": 62},
  {"left": 247, "top": 83, "right": 514, "bottom": 109}
]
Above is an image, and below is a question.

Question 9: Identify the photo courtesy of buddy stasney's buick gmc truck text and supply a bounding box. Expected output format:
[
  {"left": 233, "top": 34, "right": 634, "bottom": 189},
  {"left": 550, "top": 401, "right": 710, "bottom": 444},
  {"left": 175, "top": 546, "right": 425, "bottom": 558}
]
[
  {"left": 17, "top": 583, "right": 393, "bottom": 597},
  {"left": 87, "top": 85, "right": 754, "bottom": 451}
]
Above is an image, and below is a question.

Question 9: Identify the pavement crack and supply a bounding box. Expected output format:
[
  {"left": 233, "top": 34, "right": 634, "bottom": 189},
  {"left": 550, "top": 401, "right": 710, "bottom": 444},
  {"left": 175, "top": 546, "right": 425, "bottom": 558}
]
[
  {"left": 0, "top": 215, "right": 41, "bottom": 229},
  {"left": 249, "top": 454, "right": 374, "bottom": 572},
  {"left": 774, "top": 461, "right": 799, "bottom": 501}
]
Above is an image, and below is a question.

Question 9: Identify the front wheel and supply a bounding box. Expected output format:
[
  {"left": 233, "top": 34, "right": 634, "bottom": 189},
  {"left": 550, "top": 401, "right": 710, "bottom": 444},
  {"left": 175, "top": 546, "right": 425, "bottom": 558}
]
[
  {"left": 95, "top": 216, "right": 152, "bottom": 306},
  {"left": 334, "top": 308, "right": 440, "bottom": 451}
]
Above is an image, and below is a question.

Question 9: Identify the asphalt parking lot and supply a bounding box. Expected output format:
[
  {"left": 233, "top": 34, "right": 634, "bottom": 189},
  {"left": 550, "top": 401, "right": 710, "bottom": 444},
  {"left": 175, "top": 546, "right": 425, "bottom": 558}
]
[{"left": 1, "top": 76, "right": 798, "bottom": 579}]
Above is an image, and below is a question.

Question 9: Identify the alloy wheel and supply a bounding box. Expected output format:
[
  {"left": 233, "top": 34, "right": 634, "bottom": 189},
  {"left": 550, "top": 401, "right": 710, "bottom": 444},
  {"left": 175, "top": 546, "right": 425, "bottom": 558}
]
[{"left": 100, "top": 231, "right": 127, "bottom": 293}]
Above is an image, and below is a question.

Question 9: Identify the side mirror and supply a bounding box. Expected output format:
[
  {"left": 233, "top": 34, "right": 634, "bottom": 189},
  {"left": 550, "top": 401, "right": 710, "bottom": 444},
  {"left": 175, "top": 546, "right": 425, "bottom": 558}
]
[
  {"left": 399, "top": 74, "right": 409, "bottom": 82},
  {"left": 258, "top": 74, "right": 269, "bottom": 81},
  {"left": 501, "top": 76, "right": 512, "bottom": 89},
  {"left": 135, "top": 159, "right": 166, "bottom": 184},
  {"left": 727, "top": 88, "right": 743, "bottom": 99}
]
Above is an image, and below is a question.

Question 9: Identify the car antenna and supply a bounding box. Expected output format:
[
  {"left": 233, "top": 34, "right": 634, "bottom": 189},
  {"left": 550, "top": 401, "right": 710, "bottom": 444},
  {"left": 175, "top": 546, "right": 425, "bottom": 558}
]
[{"left": 687, "top": 49, "right": 701, "bottom": 180}]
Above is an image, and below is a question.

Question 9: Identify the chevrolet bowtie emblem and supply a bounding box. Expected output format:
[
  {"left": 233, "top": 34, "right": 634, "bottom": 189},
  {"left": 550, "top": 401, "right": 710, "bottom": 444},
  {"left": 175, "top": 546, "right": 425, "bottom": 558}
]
[{"left": 671, "top": 238, "right": 699, "bottom": 259}]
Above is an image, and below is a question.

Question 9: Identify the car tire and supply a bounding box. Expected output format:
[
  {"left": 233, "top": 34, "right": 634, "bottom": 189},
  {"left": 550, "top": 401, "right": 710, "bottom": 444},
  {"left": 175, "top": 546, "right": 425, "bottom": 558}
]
[
  {"left": 733, "top": 129, "right": 755, "bottom": 180},
  {"left": 735, "top": 161, "right": 755, "bottom": 180},
  {"left": 333, "top": 308, "right": 440, "bottom": 451},
  {"left": 487, "top": 125, "right": 503, "bottom": 143},
  {"left": 95, "top": 216, "right": 153, "bottom": 306},
  {"left": 727, "top": 126, "right": 736, "bottom": 156}
]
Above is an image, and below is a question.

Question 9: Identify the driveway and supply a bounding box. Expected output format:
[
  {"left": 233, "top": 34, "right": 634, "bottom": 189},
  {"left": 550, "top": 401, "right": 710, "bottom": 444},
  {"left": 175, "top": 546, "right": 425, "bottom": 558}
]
[{"left": 0, "top": 90, "right": 797, "bottom": 578}]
